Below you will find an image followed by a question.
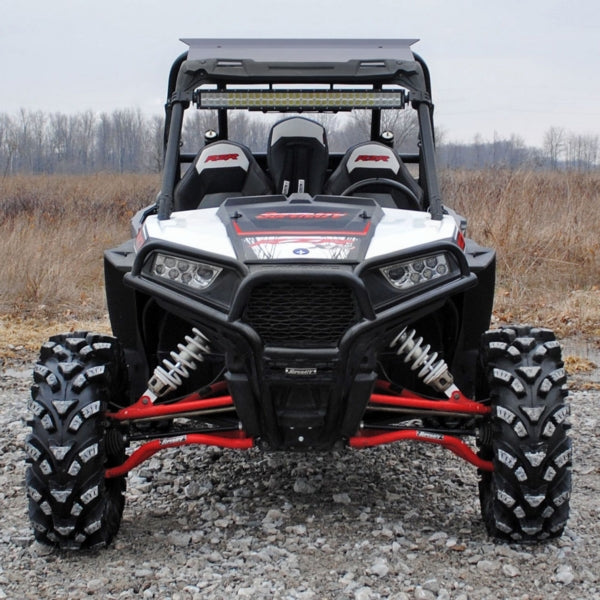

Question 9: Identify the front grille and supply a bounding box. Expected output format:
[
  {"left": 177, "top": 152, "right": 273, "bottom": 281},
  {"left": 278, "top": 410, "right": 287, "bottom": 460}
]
[{"left": 243, "top": 281, "right": 361, "bottom": 348}]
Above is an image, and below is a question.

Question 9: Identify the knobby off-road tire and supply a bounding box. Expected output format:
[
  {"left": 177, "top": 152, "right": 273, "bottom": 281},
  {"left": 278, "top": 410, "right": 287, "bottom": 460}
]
[
  {"left": 25, "top": 332, "right": 128, "bottom": 550},
  {"left": 477, "top": 326, "right": 572, "bottom": 542}
]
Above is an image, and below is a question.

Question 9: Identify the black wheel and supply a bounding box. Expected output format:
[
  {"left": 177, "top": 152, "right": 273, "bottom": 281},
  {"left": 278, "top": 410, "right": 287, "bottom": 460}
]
[
  {"left": 477, "top": 326, "right": 572, "bottom": 542},
  {"left": 340, "top": 177, "right": 422, "bottom": 211},
  {"left": 25, "top": 332, "right": 129, "bottom": 550}
]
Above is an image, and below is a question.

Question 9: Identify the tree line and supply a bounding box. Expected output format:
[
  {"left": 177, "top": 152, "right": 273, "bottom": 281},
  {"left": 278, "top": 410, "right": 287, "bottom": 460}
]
[
  {"left": 0, "top": 108, "right": 598, "bottom": 176},
  {"left": 0, "top": 109, "right": 164, "bottom": 175},
  {"left": 437, "top": 129, "right": 599, "bottom": 171}
]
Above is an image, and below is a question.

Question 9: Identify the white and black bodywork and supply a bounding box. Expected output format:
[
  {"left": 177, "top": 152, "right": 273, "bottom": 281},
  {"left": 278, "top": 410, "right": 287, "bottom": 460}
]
[{"left": 26, "top": 40, "right": 572, "bottom": 549}]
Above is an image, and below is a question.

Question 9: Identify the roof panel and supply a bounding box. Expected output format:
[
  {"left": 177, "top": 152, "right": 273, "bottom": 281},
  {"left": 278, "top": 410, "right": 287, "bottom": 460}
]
[{"left": 181, "top": 38, "right": 419, "bottom": 63}]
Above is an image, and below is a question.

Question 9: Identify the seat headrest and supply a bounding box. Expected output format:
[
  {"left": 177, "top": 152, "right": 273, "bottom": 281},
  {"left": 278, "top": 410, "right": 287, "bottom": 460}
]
[
  {"left": 343, "top": 143, "right": 402, "bottom": 175},
  {"left": 268, "top": 117, "right": 327, "bottom": 147},
  {"left": 193, "top": 141, "right": 252, "bottom": 175},
  {"left": 324, "top": 141, "right": 423, "bottom": 209},
  {"left": 174, "top": 140, "right": 272, "bottom": 211},
  {"left": 267, "top": 117, "right": 328, "bottom": 196}
]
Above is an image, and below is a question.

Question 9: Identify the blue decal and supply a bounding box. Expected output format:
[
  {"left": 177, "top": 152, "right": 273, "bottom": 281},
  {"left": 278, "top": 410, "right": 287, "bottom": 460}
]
[{"left": 293, "top": 248, "right": 309, "bottom": 255}]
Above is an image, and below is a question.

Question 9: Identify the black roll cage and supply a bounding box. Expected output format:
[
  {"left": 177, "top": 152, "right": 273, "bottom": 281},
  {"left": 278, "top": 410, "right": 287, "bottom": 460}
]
[{"left": 157, "top": 39, "right": 442, "bottom": 222}]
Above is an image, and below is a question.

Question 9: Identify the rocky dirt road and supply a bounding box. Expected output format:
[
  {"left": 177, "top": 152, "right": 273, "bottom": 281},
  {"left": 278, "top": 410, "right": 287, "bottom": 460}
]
[{"left": 1, "top": 354, "right": 599, "bottom": 600}]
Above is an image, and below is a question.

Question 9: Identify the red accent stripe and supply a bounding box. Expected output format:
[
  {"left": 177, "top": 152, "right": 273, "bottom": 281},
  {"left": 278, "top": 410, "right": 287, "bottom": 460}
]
[
  {"left": 355, "top": 154, "right": 390, "bottom": 162},
  {"left": 205, "top": 153, "right": 239, "bottom": 162},
  {"left": 232, "top": 220, "right": 371, "bottom": 237}
]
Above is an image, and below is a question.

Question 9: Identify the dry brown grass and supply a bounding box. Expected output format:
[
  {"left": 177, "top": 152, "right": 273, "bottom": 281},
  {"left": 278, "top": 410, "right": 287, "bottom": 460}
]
[
  {"left": 1, "top": 170, "right": 599, "bottom": 358},
  {"left": 0, "top": 174, "right": 158, "bottom": 356},
  {"left": 0, "top": 173, "right": 158, "bottom": 309},
  {"left": 441, "top": 169, "right": 600, "bottom": 337}
]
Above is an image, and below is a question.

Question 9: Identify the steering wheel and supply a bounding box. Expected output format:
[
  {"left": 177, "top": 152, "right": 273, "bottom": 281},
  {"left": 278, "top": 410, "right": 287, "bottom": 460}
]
[{"left": 340, "top": 177, "right": 421, "bottom": 211}]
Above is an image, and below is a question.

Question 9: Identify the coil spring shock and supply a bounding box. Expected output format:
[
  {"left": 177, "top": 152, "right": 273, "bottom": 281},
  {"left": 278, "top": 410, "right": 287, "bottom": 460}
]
[
  {"left": 390, "top": 327, "right": 456, "bottom": 396},
  {"left": 147, "top": 328, "right": 211, "bottom": 399}
]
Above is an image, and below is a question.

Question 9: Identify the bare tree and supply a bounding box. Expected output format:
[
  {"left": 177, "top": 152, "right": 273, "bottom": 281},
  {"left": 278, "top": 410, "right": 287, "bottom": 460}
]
[
  {"left": 228, "top": 112, "right": 273, "bottom": 152},
  {"left": 581, "top": 134, "right": 599, "bottom": 169},
  {"left": 148, "top": 114, "right": 165, "bottom": 173},
  {"left": 568, "top": 133, "right": 599, "bottom": 171},
  {"left": 49, "top": 112, "right": 74, "bottom": 171},
  {"left": 0, "top": 114, "right": 16, "bottom": 177},
  {"left": 96, "top": 112, "right": 114, "bottom": 171},
  {"left": 333, "top": 109, "right": 418, "bottom": 153},
  {"left": 76, "top": 110, "right": 97, "bottom": 172},
  {"left": 543, "top": 126, "right": 565, "bottom": 170}
]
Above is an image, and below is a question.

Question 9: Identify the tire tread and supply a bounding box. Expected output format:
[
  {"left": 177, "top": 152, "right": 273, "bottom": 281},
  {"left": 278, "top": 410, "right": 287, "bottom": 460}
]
[
  {"left": 478, "top": 326, "right": 572, "bottom": 542},
  {"left": 25, "top": 332, "right": 127, "bottom": 549}
]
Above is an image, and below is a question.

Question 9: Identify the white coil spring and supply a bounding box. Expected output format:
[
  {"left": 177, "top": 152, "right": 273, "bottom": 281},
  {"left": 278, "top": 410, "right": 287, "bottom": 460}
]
[
  {"left": 148, "top": 328, "right": 211, "bottom": 397},
  {"left": 390, "top": 327, "right": 454, "bottom": 392}
]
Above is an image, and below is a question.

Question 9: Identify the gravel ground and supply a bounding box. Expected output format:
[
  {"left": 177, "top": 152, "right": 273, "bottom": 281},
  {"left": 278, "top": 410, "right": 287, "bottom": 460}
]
[{"left": 1, "top": 350, "right": 599, "bottom": 600}]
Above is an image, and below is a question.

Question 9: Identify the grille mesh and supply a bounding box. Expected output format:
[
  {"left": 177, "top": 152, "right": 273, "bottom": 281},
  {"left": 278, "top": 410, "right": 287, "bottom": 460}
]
[{"left": 243, "top": 281, "right": 360, "bottom": 348}]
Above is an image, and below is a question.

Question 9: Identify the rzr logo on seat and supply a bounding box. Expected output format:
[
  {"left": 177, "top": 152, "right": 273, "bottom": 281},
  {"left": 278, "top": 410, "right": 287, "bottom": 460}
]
[
  {"left": 256, "top": 212, "right": 347, "bottom": 219},
  {"left": 205, "top": 153, "right": 240, "bottom": 162},
  {"left": 355, "top": 155, "right": 390, "bottom": 163}
]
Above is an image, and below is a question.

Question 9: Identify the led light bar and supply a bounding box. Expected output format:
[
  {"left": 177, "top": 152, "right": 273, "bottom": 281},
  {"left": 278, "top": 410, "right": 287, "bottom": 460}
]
[{"left": 197, "top": 89, "right": 405, "bottom": 110}]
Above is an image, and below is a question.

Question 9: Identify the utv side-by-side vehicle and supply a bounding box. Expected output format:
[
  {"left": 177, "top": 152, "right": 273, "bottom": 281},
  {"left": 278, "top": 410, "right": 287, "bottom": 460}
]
[{"left": 25, "top": 39, "right": 572, "bottom": 549}]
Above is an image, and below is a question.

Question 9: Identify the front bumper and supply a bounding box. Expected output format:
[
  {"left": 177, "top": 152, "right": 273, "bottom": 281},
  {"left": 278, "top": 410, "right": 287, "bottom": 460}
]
[{"left": 125, "top": 241, "right": 477, "bottom": 448}]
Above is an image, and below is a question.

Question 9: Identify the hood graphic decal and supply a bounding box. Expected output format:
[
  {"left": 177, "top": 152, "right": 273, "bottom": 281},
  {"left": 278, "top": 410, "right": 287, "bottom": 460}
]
[
  {"left": 246, "top": 235, "right": 359, "bottom": 260},
  {"left": 218, "top": 198, "right": 382, "bottom": 262}
]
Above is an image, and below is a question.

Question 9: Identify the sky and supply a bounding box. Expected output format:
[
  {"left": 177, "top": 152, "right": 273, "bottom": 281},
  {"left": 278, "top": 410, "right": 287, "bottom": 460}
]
[{"left": 1, "top": 0, "right": 599, "bottom": 147}]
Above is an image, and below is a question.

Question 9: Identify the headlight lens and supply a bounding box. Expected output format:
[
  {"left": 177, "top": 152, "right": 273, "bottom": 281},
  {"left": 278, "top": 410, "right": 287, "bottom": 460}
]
[
  {"left": 150, "top": 254, "right": 222, "bottom": 290},
  {"left": 381, "top": 253, "right": 451, "bottom": 290}
]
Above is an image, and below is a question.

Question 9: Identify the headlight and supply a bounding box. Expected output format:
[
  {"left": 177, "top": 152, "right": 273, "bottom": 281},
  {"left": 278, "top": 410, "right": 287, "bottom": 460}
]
[
  {"left": 150, "top": 254, "right": 222, "bottom": 290},
  {"left": 381, "top": 254, "right": 452, "bottom": 290}
]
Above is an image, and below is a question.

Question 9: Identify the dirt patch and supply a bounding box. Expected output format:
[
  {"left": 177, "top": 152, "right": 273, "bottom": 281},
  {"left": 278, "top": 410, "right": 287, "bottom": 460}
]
[{"left": 0, "top": 312, "right": 111, "bottom": 361}]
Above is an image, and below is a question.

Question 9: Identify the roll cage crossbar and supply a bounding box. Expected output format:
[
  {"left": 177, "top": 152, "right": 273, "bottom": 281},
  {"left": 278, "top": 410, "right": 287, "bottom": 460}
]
[{"left": 157, "top": 39, "right": 443, "bottom": 221}]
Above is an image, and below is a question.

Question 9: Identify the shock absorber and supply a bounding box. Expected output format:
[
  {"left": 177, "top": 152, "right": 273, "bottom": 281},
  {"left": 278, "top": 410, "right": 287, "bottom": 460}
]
[
  {"left": 390, "top": 327, "right": 457, "bottom": 397},
  {"left": 145, "top": 328, "right": 211, "bottom": 401}
]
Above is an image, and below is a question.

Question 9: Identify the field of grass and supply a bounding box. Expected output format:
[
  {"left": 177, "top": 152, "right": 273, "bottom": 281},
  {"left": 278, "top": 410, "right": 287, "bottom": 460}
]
[
  {"left": 1, "top": 170, "right": 599, "bottom": 359},
  {"left": 0, "top": 174, "right": 158, "bottom": 357},
  {"left": 441, "top": 169, "right": 600, "bottom": 335}
]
